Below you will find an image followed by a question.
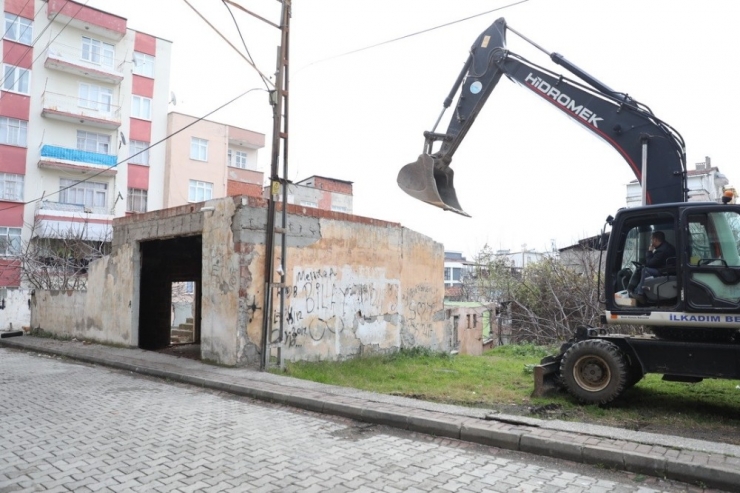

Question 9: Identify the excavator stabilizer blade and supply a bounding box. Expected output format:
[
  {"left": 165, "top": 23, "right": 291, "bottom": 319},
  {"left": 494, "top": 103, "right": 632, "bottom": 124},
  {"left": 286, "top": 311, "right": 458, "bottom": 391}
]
[{"left": 397, "top": 154, "right": 470, "bottom": 217}]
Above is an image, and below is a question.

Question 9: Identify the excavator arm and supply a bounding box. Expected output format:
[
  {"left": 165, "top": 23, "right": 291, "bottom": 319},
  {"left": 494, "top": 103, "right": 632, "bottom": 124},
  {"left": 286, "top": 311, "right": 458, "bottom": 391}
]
[{"left": 397, "top": 17, "right": 687, "bottom": 216}]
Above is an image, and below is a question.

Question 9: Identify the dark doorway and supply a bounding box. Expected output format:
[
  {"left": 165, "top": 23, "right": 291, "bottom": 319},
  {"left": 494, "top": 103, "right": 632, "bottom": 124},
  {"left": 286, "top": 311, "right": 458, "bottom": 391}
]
[{"left": 139, "top": 236, "right": 202, "bottom": 352}]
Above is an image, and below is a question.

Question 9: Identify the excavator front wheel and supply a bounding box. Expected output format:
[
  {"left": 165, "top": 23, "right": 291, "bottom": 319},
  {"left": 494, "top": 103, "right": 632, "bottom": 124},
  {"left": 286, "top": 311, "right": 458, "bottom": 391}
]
[{"left": 560, "top": 339, "right": 628, "bottom": 405}]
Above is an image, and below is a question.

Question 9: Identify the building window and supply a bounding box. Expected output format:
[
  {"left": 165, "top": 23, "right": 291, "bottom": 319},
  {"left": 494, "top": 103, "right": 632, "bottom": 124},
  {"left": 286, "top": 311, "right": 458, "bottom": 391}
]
[
  {"left": 131, "top": 96, "right": 152, "bottom": 120},
  {"left": 4, "top": 13, "right": 33, "bottom": 45},
  {"left": 0, "top": 173, "right": 23, "bottom": 201},
  {"left": 77, "top": 131, "right": 110, "bottom": 154},
  {"left": 127, "top": 188, "right": 147, "bottom": 213},
  {"left": 0, "top": 117, "right": 27, "bottom": 147},
  {"left": 78, "top": 83, "right": 112, "bottom": 112},
  {"left": 300, "top": 200, "right": 318, "bottom": 208},
  {"left": 188, "top": 180, "right": 213, "bottom": 202},
  {"left": 81, "top": 36, "right": 114, "bottom": 68},
  {"left": 331, "top": 205, "right": 348, "bottom": 213},
  {"left": 444, "top": 267, "right": 451, "bottom": 281},
  {"left": 184, "top": 281, "right": 194, "bottom": 294},
  {"left": 2, "top": 64, "right": 30, "bottom": 94},
  {"left": 128, "top": 140, "right": 149, "bottom": 165},
  {"left": 60, "top": 179, "right": 107, "bottom": 209},
  {"left": 0, "top": 227, "right": 21, "bottom": 256},
  {"left": 190, "top": 138, "right": 208, "bottom": 161},
  {"left": 133, "top": 52, "right": 155, "bottom": 78},
  {"left": 229, "top": 149, "right": 248, "bottom": 169}
]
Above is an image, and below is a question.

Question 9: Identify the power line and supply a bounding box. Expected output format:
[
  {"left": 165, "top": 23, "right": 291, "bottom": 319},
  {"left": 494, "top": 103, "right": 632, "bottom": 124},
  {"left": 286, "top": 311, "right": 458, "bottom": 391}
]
[
  {"left": 181, "top": 0, "right": 274, "bottom": 88},
  {"left": 0, "top": 0, "right": 83, "bottom": 91},
  {"left": 0, "top": 88, "right": 268, "bottom": 215},
  {"left": 293, "top": 0, "right": 529, "bottom": 74},
  {"left": 221, "top": 0, "right": 271, "bottom": 91},
  {"left": 0, "top": 0, "right": 36, "bottom": 41}
]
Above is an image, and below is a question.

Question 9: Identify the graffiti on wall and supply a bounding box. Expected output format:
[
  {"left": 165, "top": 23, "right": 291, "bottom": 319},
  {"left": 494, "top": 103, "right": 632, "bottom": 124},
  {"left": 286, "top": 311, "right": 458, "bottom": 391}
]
[
  {"left": 402, "top": 283, "right": 439, "bottom": 340},
  {"left": 268, "top": 267, "right": 441, "bottom": 354},
  {"left": 270, "top": 266, "right": 400, "bottom": 348}
]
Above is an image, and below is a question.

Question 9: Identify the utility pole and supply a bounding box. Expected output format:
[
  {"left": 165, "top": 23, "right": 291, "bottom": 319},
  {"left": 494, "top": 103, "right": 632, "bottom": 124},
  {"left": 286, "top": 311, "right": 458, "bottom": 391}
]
[{"left": 260, "top": 0, "right": 291, "bottom": 370}]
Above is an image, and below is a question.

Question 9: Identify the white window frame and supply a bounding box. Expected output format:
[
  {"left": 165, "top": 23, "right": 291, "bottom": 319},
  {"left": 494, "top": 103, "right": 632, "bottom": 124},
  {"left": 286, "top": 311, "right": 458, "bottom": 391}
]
[
  {"left": 131, "top": 95, "right": 152, "bottom": 120},
  {"left": 188, "top": 180, "right": 213, "bottom": 202},
  {"left": 300, "top": 200, "right": 318, "bottom": 208},
  {"left": 78, "top": 83, "right": 112, "bottom": 113},
  {"left": 0, "top": 226, "right": 22, "bottom": 256},
  {"left": 81, "top": 36, "right": 115, "bottom": 68},
  {"left": 4, "top": 13, "right": 32, "bottom": 45},
  {"left": 129, "top": 140, "right": 149, "bottom": 165},
  {"left": 230, "top": 150, "right": 248, "bottom": 169},
  {"left": 59, "top": 179, "right": 108, "bottom": 209},
  {"left": 76, "top": 130, "right": 111, "bottom": 154},
  {"left": 127, "top": 188, "right": 148, "bottom": 213},
  {"left": 190, "top": 138, "right": 208, "bottom": 161},
  {"left": 132, "top": 52, "right": 155, "bottom": 78},
  {"left": 0, "top": 117, "right": 27, "bottom": 147},
  {"left": 0, "top": 173, "right": 24, "bottom": 201},
  {"left": 2, "top": 64, "right": 30, "bottom": 95},
  {"left": 330, "top": 205, "right": 348, "bottom": 213}
]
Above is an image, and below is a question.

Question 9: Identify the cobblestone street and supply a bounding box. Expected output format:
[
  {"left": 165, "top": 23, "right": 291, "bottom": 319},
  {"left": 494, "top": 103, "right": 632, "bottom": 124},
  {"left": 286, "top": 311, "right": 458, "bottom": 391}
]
[{"left": 0, "top": 349, "right": 722, "bottom": 492}]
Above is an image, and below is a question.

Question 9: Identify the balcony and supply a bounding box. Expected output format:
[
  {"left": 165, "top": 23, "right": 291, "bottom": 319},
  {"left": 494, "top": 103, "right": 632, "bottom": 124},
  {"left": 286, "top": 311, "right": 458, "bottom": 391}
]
[
  {"left": 44, "top": 42, "right": 124, "bottom": 84},
  {"left": 41, "top": 91, "right": 121, "bottom": 129},
  {"left": 39, "top": 145, "right": 118, "bottom": 176},
  {"left": 34, "top": 201, "right": 113, "bottom": 242},
  {"left": 47, "top": 0, "right": 126, "bottom": 41}
]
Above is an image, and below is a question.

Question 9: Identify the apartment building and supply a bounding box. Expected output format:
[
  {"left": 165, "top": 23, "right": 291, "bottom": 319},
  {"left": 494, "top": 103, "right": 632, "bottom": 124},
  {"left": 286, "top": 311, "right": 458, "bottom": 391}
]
[
  {"left": 163, "top": 112, "right": 265, "bottom": 208},
  {"left": 0, "top": 0, "right": 172, "bottom": 290}
]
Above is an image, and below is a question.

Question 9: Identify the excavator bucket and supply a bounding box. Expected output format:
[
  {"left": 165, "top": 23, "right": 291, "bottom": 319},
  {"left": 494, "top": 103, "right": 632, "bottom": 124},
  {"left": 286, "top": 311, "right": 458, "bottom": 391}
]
[{"left": 397, "top": 154, "right": 470, "bottom": 217}]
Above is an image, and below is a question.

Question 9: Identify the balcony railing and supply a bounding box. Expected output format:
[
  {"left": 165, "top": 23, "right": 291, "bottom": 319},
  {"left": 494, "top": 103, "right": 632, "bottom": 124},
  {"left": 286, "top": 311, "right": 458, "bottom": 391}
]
[
  {"left": 37, "top": 200, "right": 109, "bottom": 216},
  {"left": 34, "top": 200, "right": 113, "bottom": 241},
  {"left": 40, "top": 145, "right": 117, "bottom": 167},
  {"left": 39, "top": 144, "right": 118, "bottom": 176},
  {"left": 41, "top": 91, "right": 121, "bottom": 129},
  {"left": 44, "top": 42, "right": 125, "bottom": 84}
]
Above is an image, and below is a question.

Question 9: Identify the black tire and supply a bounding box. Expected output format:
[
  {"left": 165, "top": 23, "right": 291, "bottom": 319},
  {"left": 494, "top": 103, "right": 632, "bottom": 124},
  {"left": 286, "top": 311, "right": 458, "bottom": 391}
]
[{"left": 559, "top": 339, "right": 628, "bottom": 404}]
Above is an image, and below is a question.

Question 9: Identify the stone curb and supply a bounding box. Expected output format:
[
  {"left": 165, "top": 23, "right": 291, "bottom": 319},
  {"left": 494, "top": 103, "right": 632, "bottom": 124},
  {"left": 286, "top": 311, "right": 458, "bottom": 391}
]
[{"left": 3, "top": 338, "right": 740, "bottom": 492}]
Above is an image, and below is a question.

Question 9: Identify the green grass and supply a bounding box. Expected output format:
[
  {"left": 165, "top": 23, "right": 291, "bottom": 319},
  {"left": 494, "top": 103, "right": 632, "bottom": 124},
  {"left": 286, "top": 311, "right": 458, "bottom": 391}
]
[{"left": 277, "top": 344, "right": 740, "bottom": 442}]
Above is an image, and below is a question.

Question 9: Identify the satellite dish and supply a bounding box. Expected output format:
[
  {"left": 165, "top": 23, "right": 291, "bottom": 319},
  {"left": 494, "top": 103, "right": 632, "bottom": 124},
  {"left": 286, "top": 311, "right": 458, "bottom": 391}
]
[
  {"left": 169, "top": 91, "right": 177, "bottom": 105},
  {"left": 119, "top": 131, "right": 127, "bottom": 146}
]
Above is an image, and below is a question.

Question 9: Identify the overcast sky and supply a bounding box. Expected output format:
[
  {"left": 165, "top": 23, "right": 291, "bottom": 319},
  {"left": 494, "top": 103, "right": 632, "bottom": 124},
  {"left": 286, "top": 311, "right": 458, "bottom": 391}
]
[{"left": 87, "top": 0, "right": 740, "bottom": 258}]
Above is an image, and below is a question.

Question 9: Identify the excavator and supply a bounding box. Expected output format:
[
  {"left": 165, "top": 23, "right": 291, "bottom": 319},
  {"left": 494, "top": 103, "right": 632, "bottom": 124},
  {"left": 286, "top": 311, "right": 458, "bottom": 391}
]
[{"left": 398, "top": 17, "right": 740, "bottom": 404}]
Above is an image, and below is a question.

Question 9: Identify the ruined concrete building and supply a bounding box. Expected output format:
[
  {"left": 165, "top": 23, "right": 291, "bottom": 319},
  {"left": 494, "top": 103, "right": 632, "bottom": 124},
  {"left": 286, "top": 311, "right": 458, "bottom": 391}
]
[{"left": 30, "top": 196, "right": 449, "bottom": 366}]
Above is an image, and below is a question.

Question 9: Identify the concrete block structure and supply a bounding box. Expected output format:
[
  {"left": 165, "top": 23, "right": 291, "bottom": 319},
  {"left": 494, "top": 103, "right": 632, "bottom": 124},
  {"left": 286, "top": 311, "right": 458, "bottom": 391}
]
[{"left": 30, "top": 196, "right": 448, "bottom": 366}]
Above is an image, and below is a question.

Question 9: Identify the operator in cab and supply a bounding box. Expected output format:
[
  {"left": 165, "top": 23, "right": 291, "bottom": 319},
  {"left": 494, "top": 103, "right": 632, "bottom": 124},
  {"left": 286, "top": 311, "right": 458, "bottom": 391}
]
[{"left": 633, "top": 231, "right": 676, "bottom": 302}]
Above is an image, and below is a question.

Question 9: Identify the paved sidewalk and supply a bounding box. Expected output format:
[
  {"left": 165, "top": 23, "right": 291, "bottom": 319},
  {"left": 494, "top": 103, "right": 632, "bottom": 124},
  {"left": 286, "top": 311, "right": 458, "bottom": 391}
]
[{"left": 2, "top": 334, "right": 739, "bottom": 492}]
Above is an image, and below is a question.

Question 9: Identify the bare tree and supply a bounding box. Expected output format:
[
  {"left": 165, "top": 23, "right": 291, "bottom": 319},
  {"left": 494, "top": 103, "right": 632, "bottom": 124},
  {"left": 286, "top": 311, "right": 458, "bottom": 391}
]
[
  {"left": 464, "top": 243, "right": 643, "bottom": 345},
  {"left": 16, "top": 217, "right": 111, "bottom": 291}
]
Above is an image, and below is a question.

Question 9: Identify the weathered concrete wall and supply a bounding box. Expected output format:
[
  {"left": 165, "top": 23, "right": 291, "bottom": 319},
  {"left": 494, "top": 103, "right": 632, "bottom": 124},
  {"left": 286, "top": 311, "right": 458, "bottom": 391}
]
[
  {"left": 200, "top": 198, "right": 240, "bottom": 365},
  {"left": 29, "top": 242, "right": 136, "bottom": 345},
  {"left": 0, "top": 289, "right": 31, "bottom": 331},
  {"left": 233, "top": 200, "right": 447, "bottom": 363}
]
